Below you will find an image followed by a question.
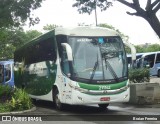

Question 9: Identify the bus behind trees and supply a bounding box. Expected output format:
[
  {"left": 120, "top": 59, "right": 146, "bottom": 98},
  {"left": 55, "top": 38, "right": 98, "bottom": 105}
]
[
  {"left": 0, "top": 60, "right": 14, "bottom": 87},
  {"left": 136, "top": 51, "right": 160, "bottom": 77},
  {"left": 14, "top": 27, "right": 129, "bottom": 110}
]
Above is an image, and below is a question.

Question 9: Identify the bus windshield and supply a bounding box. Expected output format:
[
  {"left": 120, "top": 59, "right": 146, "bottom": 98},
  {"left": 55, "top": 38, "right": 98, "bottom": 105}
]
[{"left": 68, "top": 36, "right": 127, "bottom": 83}]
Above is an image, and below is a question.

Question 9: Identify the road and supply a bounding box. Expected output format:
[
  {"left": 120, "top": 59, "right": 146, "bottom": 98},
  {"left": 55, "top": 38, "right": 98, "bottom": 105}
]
[{"left": 17, "top": 100, "right": 160, "bottom": 124}]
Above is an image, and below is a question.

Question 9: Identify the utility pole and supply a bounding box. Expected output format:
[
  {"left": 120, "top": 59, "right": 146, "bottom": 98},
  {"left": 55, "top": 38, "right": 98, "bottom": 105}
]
[{"left": 94, "top": 0, "right": 98, "bottom": 26}]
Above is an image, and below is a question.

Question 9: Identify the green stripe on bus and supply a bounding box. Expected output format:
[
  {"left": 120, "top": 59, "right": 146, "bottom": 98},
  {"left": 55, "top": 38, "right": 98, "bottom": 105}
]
[{"left": 78, "top": 80, "right": 128, "bottom": 91}]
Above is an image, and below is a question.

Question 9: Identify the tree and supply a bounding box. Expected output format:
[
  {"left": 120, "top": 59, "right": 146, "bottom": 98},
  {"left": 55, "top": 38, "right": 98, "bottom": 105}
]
[
  {"left": 0, "top": 27, "right": 23, "bottom": 59},
  {"left": 73, "top": 0, "right": 160, "bottom": 39},
  {"left": 73, "top": 0, "right": 112, "bottom": 14},
  {"left": 134, "top": 45, "right": 145, "bottom": 53},
  {"left": 134, "top": 44, "right": 160, "bottom": 53},
  {"left": 0, "top": 28, "right": 42, "bottom": 59},
  {"left": 0, "top": 0, "right": 44, "bottom": 28},
  {"left": 116, "top": 0, "right": 160, "bottom": 39},
  {"left": 144, "top": 44, "right": 160, "bottom": 52},
  {"left": 43, "top": 24, "right": 59, "bottom": 31},
  {"left": 25, "top": 30, "right": 42, "bottom": 41}
]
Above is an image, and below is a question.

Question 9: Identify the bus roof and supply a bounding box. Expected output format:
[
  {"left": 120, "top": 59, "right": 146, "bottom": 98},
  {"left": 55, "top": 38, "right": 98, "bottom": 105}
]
[
  {"left": 55, "top": 26, "right": 119, "bottom": 36},
  {"left": 15, "top": 26, "right": 119, "bottom": 52},
  {"left": 127, "top": 53, "right": 144, "bottom": 57},
  {"left": 127, "top": 51, "right": 160, "bottom": 58},
  {"left": 141, "top": 51, "right": 160, "bottom": 58}
]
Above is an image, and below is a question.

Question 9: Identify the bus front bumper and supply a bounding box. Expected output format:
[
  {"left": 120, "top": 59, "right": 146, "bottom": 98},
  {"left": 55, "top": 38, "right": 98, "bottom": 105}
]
[{"left": 70, "top": 85, "right": 130, "bottom": 105}]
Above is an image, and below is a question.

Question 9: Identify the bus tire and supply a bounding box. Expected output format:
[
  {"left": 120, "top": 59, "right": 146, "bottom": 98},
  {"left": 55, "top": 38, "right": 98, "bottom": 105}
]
[
  {"left": 158, "top": 70, "right": 160, "bottom": 77},
  {"left": 53, "top": 88, "right": 64, "bottom": 110},
  {"left": 98, "top": 104, "right": 109, "bottom": 109}
]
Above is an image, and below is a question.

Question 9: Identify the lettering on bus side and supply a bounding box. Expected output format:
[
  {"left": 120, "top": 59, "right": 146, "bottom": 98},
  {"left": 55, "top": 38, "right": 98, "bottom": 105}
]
[{"left": 99, "top": 85, "right": 111, "bottom": 90}]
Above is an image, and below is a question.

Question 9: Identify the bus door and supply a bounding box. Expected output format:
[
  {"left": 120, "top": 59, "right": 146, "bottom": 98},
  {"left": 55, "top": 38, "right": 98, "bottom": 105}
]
[
  {"left": 61, "top": 47, "right": 72, "bottom": 103},
  {"left": 0, "top": 64, "right": 4, "bottom": 84}
]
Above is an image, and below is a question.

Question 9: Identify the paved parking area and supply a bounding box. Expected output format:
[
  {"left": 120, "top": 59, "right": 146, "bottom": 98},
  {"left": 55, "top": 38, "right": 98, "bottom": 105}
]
[{"left": 150, "top": 77, "right": 160, "bottom": 83}]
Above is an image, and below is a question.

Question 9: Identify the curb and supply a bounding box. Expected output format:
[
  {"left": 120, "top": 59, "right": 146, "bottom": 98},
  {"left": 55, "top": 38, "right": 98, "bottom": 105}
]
[
  {"left": 144, "top": 104, "right": 160, "bottom": 108},
  {"left": 0, "top": 106, "right": 36, "bottom": 115}
]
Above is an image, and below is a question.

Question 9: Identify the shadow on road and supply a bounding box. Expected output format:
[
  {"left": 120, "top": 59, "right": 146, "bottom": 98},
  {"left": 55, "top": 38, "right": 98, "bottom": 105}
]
[
  {"left": 33, "top": 100, "right": 117, "bottom": 114},
  {"left": 33, "top": 100, "right": 55, "bottom": 109}
]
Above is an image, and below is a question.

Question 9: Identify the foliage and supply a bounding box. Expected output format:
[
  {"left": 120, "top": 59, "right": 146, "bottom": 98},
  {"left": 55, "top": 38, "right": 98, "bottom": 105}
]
[
  {"left": 0, "top": 0, "right": 45, "bottom": 28},
  {"left": 0, "top": 28, "right": 24, "bottom": 59},
  {"left": 73, "top": 0, "right": 112, "bottom": 14},
  {"left": 25, "top": 30, "right": 42, "bottom": 41},
  {"left": 129, "top": 68, "right": 150, "bottom": 83},
  {"left": 9, "top": 88, "right": 33, "bottom": 111},
  {"left": 0, "top": 86, "right": 33, "bottom": 113},
  {"left": 0, "top": 85, "right": 13, "bottom": 103},
  {"left": 0, "top": 28, "right": 42, "bottom": 59},
  {"left": 134, "top": 45, "right": 145, "bottom": 53},
  {"left": 125, "top": 45, "right": 131, "bottom": 54},
  {"left": 43, "top": 24, "right": 59, "bottom": 31},
  {"left": 126, "top": 44, "right": 160, "bottom": 54},
  {"left": 143, "top": 44, "right": 160, "bottom": 52},
  {"left": 73, "top": 0, "right": 160, "bottom": 39},
  {"left": 0, "top": 85, "right": 13, "bottom": 112},
  {"left": 0, "top": 103, "right": 10, "bottom": 113},
  {"left": 135, "top": 44, "right": 160, "bottom": 53}
]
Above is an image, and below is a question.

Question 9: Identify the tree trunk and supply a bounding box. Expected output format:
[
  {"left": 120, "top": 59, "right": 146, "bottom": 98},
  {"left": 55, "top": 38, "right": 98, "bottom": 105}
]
[
  {"left": 143, "top": 14, "right": 160, "bottom": 39},
  {"left": 116, "top": 0, "right": 160, "bottom": 39}
]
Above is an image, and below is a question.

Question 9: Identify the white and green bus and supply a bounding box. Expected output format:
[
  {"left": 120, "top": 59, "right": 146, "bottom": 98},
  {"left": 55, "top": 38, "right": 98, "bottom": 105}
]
[{"left": 14, "top": 27, "right": 130, "bottom": 110}]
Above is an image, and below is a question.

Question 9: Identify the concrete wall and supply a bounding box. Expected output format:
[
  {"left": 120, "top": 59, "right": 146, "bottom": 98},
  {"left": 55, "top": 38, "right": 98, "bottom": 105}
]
[{"left": 129, "top": 83, "right": 160, "bottom": 104}]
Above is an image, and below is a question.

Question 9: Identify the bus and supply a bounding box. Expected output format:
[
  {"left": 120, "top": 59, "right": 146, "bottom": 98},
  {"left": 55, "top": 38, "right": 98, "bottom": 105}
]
[
  {"left": 136, "top": 51, "right": 160, "bottom": 77},
  {"left": 127, "top": 53, "right": 144, "bottom": 68},
  {"left": 0, "top": 60, "right": 14, "bottom": 87},
  {"left": 14, "top": 27, "right": 129, "bottom": 110}
]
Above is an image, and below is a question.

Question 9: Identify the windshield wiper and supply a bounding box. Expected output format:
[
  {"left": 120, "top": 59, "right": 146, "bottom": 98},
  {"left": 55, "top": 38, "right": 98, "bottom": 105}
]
[
  {"left": 89, "top": 54, "right": 99, "bottom": 82},
  {"left": 104, "top": 59, "right": 119, "bottom": 82}
]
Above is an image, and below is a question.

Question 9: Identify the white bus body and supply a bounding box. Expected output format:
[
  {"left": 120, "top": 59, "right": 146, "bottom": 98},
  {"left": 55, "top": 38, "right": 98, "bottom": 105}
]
[{"left": 14, "top": 27, "right": 130, "bottom": 110}]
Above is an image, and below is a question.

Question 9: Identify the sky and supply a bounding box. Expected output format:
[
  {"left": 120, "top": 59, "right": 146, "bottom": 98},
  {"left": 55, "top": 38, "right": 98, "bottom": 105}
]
[{"left": 24, "top": 0, "right": 160, "bottom": 45}]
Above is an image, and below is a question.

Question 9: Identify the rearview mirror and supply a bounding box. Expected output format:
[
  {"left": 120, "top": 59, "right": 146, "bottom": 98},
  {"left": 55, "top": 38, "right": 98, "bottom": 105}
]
[{"left": 61, "top": 43, "right": 73, "bottom": 61}]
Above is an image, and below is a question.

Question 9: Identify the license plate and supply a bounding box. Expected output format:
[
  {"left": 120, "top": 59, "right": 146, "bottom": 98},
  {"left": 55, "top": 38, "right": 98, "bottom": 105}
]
[{"left": 100, "top": 97, "right": 110, "bottom": 101}]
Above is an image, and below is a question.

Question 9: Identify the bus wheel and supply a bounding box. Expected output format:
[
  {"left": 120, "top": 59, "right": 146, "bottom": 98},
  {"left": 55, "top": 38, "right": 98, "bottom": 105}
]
[
  {"left": 158, "top": 70, "right": 160, "bottom": 77},
  {"left": 98, "top": 104, "right": 109, "bottom": 109},
  {"left": 53, "top": 89, "right": 63, "bottom": 110}
]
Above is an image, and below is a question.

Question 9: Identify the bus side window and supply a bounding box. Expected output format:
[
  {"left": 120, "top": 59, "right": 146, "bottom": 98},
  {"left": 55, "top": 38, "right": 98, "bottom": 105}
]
[
  {"left": 156, "top": 53, "right": 160, "bottom": 64},
  {"left": 148, "top": 54, "right": 155, "bottom": 68},
  {"left": 143, "top": 54, "right": 155, "bottom": 68}
]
